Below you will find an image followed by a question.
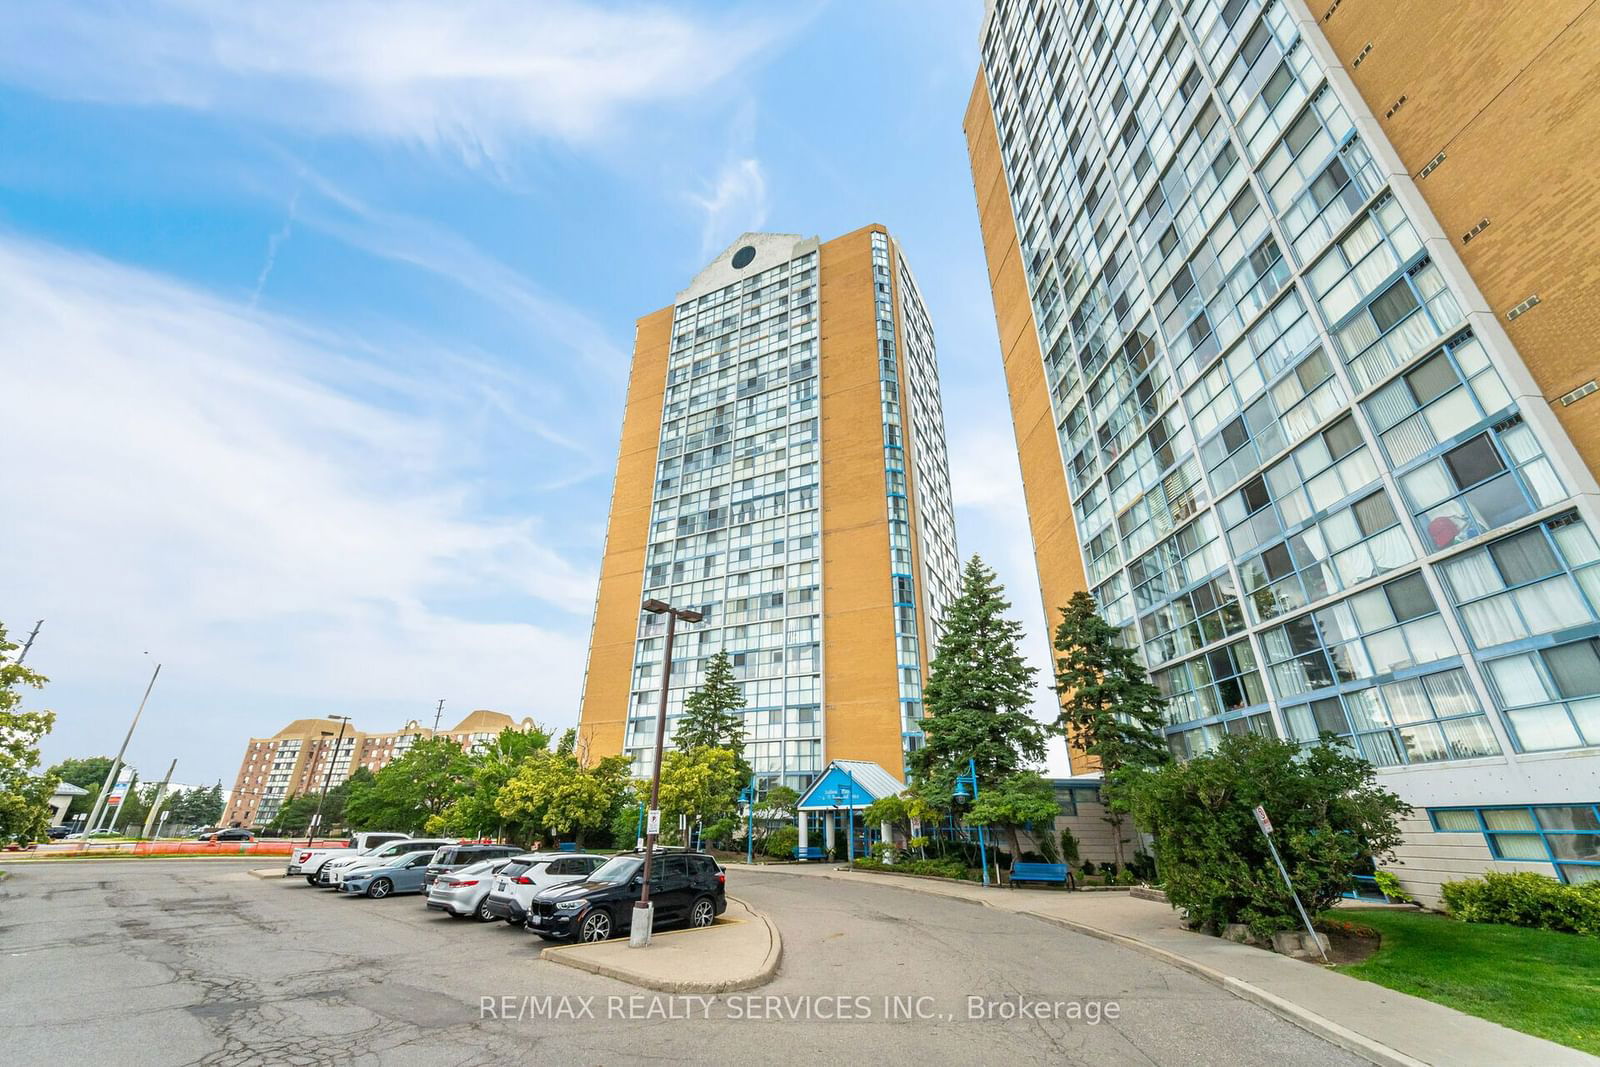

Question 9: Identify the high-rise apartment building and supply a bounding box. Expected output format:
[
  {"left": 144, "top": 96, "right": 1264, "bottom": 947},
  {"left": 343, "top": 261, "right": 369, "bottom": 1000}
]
[
  {"left": 577, "top": 227, "right": 960, "bottom": 795},
  {"left": 222, "top": 710, "right": 535, "bottom": 827},
  {"left": 967, "top": 0, "right": 1600, "bottom": 900}
]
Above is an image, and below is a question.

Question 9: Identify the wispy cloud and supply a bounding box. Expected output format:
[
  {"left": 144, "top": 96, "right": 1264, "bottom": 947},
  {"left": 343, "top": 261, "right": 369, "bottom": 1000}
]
[
  {"left": 0, "top": 233, "right": 595, "bottom": 725},
  {"left": 690, "top": 102, "right": 769, "bottom": 258},
  {"left": 0, "top": 1, "right": 798, "bottom": 163}
]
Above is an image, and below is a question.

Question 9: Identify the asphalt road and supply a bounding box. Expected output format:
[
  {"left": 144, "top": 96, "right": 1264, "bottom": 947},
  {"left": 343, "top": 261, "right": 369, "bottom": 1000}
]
[{"left": 0, "top": 860, "right": 1364, "bottom": 1065}]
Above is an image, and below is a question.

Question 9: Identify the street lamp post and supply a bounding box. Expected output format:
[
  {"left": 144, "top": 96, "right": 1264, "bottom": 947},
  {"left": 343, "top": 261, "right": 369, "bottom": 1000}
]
[
  {"left": 953, "top": 758, "right": 990, "bottom": 887},
  {"left": 631, "top": 598, "right": 703, "bottom": 949},
  {"left": 740, "top": 774, "right": 757, "bottom": 865},
  {"left": 307, "top": 715, "right": 351, "bottom": 847}
]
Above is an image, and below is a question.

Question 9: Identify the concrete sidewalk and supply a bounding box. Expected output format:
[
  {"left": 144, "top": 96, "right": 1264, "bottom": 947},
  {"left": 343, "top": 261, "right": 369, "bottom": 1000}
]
[
  {"left": 729, "top": 863, "right": 1594, "bottom": 1067},
  {"left": 540, "top": 896, "right": 781, "bottom": 993}
]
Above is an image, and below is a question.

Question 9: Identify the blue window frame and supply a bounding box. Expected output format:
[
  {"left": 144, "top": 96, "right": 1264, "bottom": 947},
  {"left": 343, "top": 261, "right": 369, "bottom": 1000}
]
[{"left": 1427, "top": 804, "right": 1600, "bottom": 884}]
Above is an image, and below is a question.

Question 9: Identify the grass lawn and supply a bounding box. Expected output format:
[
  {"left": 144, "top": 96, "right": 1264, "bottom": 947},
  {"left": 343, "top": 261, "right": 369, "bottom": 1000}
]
[{"left": 1329, "top": 907, "right": 1600, "bottom": 1056}]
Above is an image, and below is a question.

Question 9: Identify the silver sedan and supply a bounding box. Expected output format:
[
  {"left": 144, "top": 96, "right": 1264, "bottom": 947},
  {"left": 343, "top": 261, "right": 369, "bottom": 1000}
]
[{"left": 424, "top": 858, "right": 511, "bottom": 921}]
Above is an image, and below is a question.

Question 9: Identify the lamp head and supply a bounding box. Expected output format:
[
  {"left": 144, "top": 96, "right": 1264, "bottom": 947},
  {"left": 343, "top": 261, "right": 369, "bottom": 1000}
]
[
  {"left": 952, "top": 781, "right": 971, "bottom": 801},
  {"left": 642, "top": 599, "right": 670, "bottom": 615},
  {"left": 676, "top": 608, "right": 705, "bottom": 623}
]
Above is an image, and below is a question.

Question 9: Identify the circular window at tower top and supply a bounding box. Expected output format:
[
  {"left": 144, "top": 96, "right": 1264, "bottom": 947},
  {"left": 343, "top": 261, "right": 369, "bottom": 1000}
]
[{"left": 731, "top": 245, "right": 756, "bottom": 269}]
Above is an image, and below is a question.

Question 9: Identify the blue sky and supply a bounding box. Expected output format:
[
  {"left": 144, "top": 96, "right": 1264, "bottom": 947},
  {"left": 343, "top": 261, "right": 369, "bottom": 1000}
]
[{"left": 0, "top": 1, "right": 1074, "bottom": 785}]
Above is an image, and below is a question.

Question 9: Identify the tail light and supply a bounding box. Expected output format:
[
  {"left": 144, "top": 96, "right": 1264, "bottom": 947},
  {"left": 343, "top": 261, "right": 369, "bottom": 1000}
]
[
  {"left": 297, "top": 852, "right": 312, "bottom": 863},
  {"left": 514, "top": 876, "right": 535, "bottom": 885},
  {"left": 716, "top": 871, "right": 726, "bottom": 887},
  {"left": 454, "top": 880, "right": 479, "bottom": 887}
]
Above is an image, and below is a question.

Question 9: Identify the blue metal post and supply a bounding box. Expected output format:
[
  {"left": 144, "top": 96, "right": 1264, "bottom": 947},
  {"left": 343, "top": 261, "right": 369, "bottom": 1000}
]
[
  {"left": 745, "top": 774, "right": 756, "bottom": 865},
  {"left": 845, "top": 768, "right": 857, "bottom": 863},
  {"left": 968, "top": 758, "right": 989, "bottom": 887},
  {"left": 634, "top": 802, "right": 645, "bottom": 849}
]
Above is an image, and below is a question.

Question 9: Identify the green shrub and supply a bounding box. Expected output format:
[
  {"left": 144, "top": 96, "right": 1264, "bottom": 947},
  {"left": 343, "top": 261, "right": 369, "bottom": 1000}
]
[
  {"left": 1126, "top": 733, "right": 1408, "bottom": 939},
  {"left": 853, "top": 856, "right": 969, "bottom": 880},
  {"left": 1059, "top": 828, "right": 1080, "bottom": 865},
  {"left": 1115, "top": 868, "right": 1137, "bottom": 886},
  {"left": 763, "top": 826, "right": 798, "bottom": 860},
  {"left": 1035, "top": 831, "right": 1061, "bottom": 865},
  {"left": 1373, "top": 869, "right": 1415, "bottom": 904},
  {"left": 1440, "top": 871, "right": 1600, "bottom": 936}
]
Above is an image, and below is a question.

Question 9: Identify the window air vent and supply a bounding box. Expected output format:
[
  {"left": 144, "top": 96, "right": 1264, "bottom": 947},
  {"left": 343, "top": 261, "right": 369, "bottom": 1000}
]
[
  {"left": 1323, "top": 0, "right": 1342, "bottom": 19},
  {"left": 1560, "top": 380, "right": 1598, "bottom": 407},
  {"left": 1494, "top": 413, "right": 1524, "bottom": 434},
  {"left": 1419, "top": 152, "right": 1446, "bottom": 179},
  {"left": 1461, "top": 218, "right": 1491, "bottom": 244},
  {"left": 1505, "top": 295, "right": 1541, "bottom": 321},
  {"left": 1385, "top": 95, "right": 1408, "bottom": 119},
  {"left": 1353, "top": 42, "right": 1372, "bottom": 67}
]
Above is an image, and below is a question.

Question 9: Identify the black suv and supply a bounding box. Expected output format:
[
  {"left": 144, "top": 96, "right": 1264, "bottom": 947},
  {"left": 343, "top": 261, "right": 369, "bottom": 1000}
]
[
  {"left": 424, "top": 843, "right": 522, "bottom": 889},
  {"left": 526, "top": 851, "right": 725, "bottom": 943}
]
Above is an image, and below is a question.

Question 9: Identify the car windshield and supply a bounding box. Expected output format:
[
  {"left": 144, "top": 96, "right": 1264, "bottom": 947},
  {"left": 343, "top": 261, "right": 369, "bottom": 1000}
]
[{"left": 588, "top": 856, "right": 642, "bottom": 884}]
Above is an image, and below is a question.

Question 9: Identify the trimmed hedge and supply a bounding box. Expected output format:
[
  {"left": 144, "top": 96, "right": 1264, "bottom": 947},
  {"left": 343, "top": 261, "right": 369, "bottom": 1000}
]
[
  {"left": 852, "top": 856, "right": 971, "bottom": 880},
  {"left": 1440, "top": 871, "right": 1600, "bottom": 936}
]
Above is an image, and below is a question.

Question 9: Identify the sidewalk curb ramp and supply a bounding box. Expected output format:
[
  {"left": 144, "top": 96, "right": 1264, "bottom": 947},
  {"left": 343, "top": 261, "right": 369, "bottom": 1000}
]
[{"left": 540, "top": 895, "right": 781, "bottom": 994}]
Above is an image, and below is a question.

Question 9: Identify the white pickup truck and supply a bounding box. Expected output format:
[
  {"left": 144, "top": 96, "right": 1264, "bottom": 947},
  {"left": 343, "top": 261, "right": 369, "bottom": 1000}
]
[{"left": 287, "top": 832, "right": 410, "bottom": 883}]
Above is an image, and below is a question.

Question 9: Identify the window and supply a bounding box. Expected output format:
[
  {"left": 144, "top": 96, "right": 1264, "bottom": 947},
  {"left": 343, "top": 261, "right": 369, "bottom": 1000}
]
[
  {"left": 1438, "top": 514, "right": 1599, "bottom": 650},
  {"left": 1405, "top": 415, "right": 1566, "bottom": 549},
  {"left": 1484, "top": 637, "right": 1600, "bottom": 751},
  {"left": 1282, "top": 668, "right": 1500, "bottom": 766},
  {"left": 1262, "top": 571, "right": 1455, "bottom": 700},
  {"left": 1427, "top": 805, "right": 1600, "bottom": 884}
]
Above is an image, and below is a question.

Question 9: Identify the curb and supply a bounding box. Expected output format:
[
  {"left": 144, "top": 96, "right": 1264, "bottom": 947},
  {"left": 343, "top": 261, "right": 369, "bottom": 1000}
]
[
  {"left": 741, "top": 865, "right": 1419, "bottom": 1067},
  {"left": 247, "top": 868, "right": 287, "bottom": 879},
  {"left": 541, "top": 895, "right": 782, "bottom": 994}
]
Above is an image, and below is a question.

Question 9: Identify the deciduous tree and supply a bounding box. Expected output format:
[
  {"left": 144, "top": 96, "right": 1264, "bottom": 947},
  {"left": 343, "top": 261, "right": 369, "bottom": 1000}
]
[
  {"left": 963, "top": 771, "right": 1062, "bottom": 861},
  {"left": 0, "top": 622, "right": 57, "bottom": 843},
  {"left": 344, "top": 736, "right": 470, "bottom": 832}
]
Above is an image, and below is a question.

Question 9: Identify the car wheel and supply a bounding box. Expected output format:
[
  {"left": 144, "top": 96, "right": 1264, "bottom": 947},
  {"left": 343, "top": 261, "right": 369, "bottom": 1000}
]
[
  {"left": 476, "top": 900, "right": 496, "bottom": 922},
  {"left": 368, "top": 878, "right": 392, "bottom": 899},
  {"left": 688, "top": 896, "right": 716, "bottom": 928},
  {"left": 578, "top": 909, "right": 613, "bottom": 943},
  {"left": 305, "top": 874, "right": 319, "bottom": 886}
]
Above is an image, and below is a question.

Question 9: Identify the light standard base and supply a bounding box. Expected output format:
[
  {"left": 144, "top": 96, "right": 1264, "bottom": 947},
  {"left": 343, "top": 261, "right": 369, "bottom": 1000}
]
[{"left": 629, "top": 902, "right": 654, "bottom": 947}]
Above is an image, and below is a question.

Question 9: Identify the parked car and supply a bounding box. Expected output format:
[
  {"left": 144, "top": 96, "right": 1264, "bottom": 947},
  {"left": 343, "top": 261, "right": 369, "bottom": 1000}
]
[
  {"left": 481, "top": 853, "right": 607, "bottom": 924},
  {"left": 288, "top": 831, "right": 410, "bottom": 883},
  {"left": 425, "top": 857, "right": 515, "bottom": 920},
  {"left": 65, "top": 828, "right": 121, "bottom": 840},
  {"left": 423, "top": 843, "right": 523, "bottom": 890},
  {"left": 318, "top": 838, "right": 454, "bottom": 888},
  {"left": 205, "top": 828, "right": 255, "bottom": 842},
  {"left": 47, "top": 825, "right": 72, "bottom": 840},
  {"left": 338, "top": 849, "right": 436, "bottom": 899},
  {"left": 527, "top": 851, "right": 726, "bottom": 943}
]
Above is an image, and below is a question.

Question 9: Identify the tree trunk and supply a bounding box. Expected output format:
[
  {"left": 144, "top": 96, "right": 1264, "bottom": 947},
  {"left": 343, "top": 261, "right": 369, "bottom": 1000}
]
[{"left": 1008, "top": 825, "right": 1024, "bottom": 866}]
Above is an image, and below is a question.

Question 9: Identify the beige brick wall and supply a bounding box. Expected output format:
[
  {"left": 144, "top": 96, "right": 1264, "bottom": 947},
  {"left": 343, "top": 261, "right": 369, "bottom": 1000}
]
[
  {"left": 576, "top": 307, "right": 673, "bottom": 760},
  {"left": 1384, "top": 812, "right": 1556, "bottom": 909},
  {"left": 964, "top": 73, "right": 1096, "bottom": 773},
  {"left": 819, "top": 225, "right": 909, "bottom": 777},
  {"left": 1315, "top": 0, "right": 1600, "bottom": 482}
]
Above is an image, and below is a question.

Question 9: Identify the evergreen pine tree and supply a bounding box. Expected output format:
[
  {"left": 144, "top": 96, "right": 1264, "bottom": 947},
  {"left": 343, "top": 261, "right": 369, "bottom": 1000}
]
[
  {"left": 1052, "top": 590, "right": 1169, "bottom": 865},
  {"left": 911, "top": 555, "right": 1044, "bottom": 792},
  {"left": 673, "top": 650, "right": 747, "bottom": 756}
]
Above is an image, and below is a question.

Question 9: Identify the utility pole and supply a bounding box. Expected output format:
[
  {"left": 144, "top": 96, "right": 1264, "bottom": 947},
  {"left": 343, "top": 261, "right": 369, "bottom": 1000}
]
[
  {"left": 13, "top": 619, "right": 42, "bottom": 665},
  {"left": 432, "top": 699, "right": 445, "bottom": 733},
  {"left": 141, "top": 758, "right": 178, "bottom": 839},
  {"left": 86, "top": 660, "right": 161, "bottom": 833}
]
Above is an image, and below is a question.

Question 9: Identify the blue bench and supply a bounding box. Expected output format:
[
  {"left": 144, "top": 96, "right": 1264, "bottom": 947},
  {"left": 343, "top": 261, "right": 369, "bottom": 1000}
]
[
  {"left": 793, "top": 846, "right": 825, "bottom": 861},
  {"left": 557, "top": 842, "right": 578, "bottom": 852},
  {"left": 1009, "top": 862, "right": 1070, "bottom": 887}
]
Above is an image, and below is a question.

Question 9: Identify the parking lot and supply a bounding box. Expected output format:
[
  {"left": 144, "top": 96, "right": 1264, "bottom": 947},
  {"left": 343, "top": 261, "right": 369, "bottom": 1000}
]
[{"left": 0, "top": 859, "right": 1364, "bottom": 1065}]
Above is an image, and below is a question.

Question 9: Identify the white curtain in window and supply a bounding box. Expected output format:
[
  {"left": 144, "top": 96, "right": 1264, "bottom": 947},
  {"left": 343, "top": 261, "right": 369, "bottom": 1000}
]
[
  {"left": 1440, "top": 549, "right": 1502, "bottom": 601},
  {"left": 1506, "top": 706, "right": 1581, "bottom": 751},
  {"left": 1462, "top": 594, "right": 1528, "bottom": 646},
  {"left": 1382, "top": 677, "right": 1433, "bottom": 724},
  {"left": 1402, "top": 462, "right": 1452, "bottom": 510},
  {"left": 1522, "top": 459, "right": 1565, "bottom": 507},
  {"left": 1422, "top": 670, "right": 1479, "bottom": 718},
  {"left": 1486, "top": 654, "right": 1549, "bottom": 707},
  {"left": 1515, "top": 579, "right": 1592, "bottom": 634},
  {"left": 1569, "top": 698, "right": 1600, "bottom": 746},
  {"left": 1382, "top": 416, "right": 1436, "bottom": 466},
  {"left": 1441, "top": 715, "right": 1500, "bottom": 759},
  {"left": 1490, "top": 833, "right": 1551, "bottom": 860},
  {"left": 1554, "top": 521, "right": 1600, "bottom": 567}
]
